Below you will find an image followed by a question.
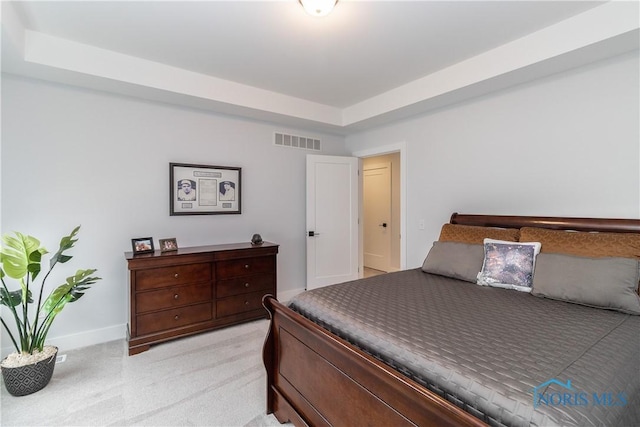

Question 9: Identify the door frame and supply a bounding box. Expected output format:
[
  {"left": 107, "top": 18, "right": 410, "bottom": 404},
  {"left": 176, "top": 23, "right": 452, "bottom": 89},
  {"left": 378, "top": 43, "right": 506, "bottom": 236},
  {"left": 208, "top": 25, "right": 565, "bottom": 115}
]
[{"left": 353, "top": 142, "right": 407, "bottom": 273}]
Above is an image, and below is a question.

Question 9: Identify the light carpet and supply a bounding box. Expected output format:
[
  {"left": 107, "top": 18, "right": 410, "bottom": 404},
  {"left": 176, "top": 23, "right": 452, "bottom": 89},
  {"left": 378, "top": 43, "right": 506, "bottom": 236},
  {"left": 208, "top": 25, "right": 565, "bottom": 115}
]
[{"left": 1, "top": 319, "right": 291, "bottom": 427}]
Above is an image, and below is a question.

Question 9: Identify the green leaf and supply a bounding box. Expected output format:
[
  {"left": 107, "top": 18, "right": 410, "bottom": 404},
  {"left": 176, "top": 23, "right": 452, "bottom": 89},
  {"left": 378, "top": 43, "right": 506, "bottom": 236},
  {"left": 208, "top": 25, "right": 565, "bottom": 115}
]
[
  {"left": 28, "top": 249, "right": 43, "bottom": 279},
  {"left": 49, "top": 226, "right": 80, "bottom": 268},
  {"left": 0, "top": 232, "right": 47, "bottom": 281},
  {"left": 0, "top": 288, "right": 31, "bottom": 307},
  {"left": 41, "top": 269, "right": 101, "bottom": 321}
]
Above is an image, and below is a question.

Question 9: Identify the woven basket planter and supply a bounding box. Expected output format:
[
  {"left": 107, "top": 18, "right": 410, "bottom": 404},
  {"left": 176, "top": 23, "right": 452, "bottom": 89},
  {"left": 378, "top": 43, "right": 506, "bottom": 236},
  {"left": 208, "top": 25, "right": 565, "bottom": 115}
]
[{"left": 1, "top": 347, "right": 58, "bottom": 396}]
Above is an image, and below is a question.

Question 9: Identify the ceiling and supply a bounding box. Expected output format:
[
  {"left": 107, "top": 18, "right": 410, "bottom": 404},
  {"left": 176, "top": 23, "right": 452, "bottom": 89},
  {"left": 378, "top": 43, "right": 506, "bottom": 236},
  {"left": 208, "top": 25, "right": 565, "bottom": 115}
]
[{"left": 2, "top": 1, "right": 638, "bottom": 135}]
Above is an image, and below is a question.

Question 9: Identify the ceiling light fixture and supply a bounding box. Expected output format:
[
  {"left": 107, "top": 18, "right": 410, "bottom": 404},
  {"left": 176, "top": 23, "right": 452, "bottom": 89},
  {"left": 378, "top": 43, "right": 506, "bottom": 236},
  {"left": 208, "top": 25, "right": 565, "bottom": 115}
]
[{"left": 299, "top": 0, "right": 338, "bottom": 17}]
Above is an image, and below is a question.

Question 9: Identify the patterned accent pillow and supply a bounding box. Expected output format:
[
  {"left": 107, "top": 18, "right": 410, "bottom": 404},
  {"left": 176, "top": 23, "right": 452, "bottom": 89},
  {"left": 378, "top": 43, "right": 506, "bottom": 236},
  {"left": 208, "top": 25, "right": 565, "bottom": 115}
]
[
  {"left": 439, "top": 224, "right": 520, "bottom": 244},
  {"left": 477, "top": 239, "right": 541, "bottom": 292},
  {"left": 519, "top": 227, "right": 640, "bottom": 259}
]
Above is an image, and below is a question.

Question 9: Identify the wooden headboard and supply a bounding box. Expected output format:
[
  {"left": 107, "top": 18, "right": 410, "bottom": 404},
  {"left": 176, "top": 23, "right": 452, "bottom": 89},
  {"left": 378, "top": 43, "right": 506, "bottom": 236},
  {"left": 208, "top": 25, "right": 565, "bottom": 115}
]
[{"left": 450, "top": 213, "right": 640, "bottom": 234}]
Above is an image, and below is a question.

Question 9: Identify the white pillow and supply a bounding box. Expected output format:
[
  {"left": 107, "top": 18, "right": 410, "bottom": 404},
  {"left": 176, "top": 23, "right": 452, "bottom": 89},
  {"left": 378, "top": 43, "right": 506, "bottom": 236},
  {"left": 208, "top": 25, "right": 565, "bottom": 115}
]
[{"left": 476, "top": 239, "right": 542, "bottom": 292}]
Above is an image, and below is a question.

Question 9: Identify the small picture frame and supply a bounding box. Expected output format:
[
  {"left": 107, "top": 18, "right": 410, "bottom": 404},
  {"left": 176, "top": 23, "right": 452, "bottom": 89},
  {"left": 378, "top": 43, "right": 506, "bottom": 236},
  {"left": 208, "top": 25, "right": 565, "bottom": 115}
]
[
  {"left": 131, "top": 237, "right": 154, "bottom": 254},
  {"left": 170, "top": 162, "right": 242, "bottom": 215},
  {"left": 159, "top": 238, "right": 178, "bottom": 252}
]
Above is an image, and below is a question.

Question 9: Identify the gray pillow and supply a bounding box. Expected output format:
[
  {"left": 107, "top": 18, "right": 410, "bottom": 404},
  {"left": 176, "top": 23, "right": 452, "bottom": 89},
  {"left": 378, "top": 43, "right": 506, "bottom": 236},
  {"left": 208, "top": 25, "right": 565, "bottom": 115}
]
[
  {"left": 422, "top": 241, "right": 484, "bottom": 283},
  {"left": 531, "top": 253, "right": 640, "bottom": 315}
]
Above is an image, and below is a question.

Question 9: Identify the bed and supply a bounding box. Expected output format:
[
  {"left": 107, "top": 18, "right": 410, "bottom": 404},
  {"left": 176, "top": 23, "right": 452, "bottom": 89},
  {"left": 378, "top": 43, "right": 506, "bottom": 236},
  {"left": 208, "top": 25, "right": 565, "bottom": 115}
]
[{"left": 262, "top": 213, "right": 640, "bottom": 427}]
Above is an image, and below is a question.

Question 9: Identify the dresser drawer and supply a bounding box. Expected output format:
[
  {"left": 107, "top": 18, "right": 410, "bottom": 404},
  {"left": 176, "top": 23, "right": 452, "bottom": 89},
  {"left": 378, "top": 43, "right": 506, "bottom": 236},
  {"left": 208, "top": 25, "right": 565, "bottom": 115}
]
[
  {"left": 136, "top": 303, "right": 213, "bottom": 336},
  {"left": 217, "top": 291, "right": 266, "bottom": 318},
  {"left": 136, "top": 283, "right": 212, "bottom": 313},
  {"left": 136, "top": 263, "right": 211, "bottom": 291},
  {"left": 217, "top": 274, "right": 274, "bottom": 298},
  {"left": 216, "top": 256, "right": 275, "bottom": 279}
]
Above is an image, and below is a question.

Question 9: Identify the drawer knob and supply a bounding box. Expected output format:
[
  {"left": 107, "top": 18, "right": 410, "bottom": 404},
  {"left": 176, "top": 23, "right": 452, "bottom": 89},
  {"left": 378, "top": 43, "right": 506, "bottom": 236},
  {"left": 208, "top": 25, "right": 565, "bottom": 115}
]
[
  {"left": 174, "top": 294, "right": 179, "bottom": 299},
  {"left": 244, "top": 301, "right": 249, "bottom": 305},
  {"left": 244, "top": 264, "right": 249, "bottom": 269},
  {"left": 244, "top": 283, "right": 250, "bottom": 288},
  {"left": 174, "top": 315, "right": 180, "bottom": 320},
  {"left": 174, "top": 273, "right": 179, "bottom": 278}
]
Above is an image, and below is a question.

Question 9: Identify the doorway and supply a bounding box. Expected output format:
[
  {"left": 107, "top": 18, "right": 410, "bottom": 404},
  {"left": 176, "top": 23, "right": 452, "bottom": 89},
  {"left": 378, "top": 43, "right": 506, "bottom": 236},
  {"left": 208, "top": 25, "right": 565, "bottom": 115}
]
[
  {"left": 304, "top": 143, "right": 406, "bottom": 289},
  {"left": 362, "top": 153, "right": 401, "bottom": 273}
]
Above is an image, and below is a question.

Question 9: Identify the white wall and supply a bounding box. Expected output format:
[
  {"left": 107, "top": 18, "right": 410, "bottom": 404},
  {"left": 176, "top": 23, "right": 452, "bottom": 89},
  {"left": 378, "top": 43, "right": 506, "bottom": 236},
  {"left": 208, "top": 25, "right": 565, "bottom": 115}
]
[
  {"left": 346, "top": 51, "right": 640, "bottom": 269},
  {"left": 0, "top": 75, "right": 348, "bottom": 355},
  {"left": 3, "top": 49, "right": 638, "bottom": 355}
]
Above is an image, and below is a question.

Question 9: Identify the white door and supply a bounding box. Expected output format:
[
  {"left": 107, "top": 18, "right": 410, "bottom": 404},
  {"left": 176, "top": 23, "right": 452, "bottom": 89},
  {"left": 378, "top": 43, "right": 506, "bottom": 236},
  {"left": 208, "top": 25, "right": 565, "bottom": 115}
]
[
  {"left": 306, "top": 155, "right": 359, "bottom": 290},
  {"left": 363, "top": 163, "right": 391, "bottom": 272}
]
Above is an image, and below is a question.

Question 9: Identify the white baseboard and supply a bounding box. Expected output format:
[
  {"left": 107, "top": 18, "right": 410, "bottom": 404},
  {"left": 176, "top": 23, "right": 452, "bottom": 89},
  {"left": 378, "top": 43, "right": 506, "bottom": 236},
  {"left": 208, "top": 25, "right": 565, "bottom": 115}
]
[
  {"left": 1, "top": 289, "right": 307, "bottom": 356},
  {"left": 1, "top": 289, "right": 309, "bottom": 357},
  {"left": 1, "top": 324, "right": 127, "bottom": 357}
]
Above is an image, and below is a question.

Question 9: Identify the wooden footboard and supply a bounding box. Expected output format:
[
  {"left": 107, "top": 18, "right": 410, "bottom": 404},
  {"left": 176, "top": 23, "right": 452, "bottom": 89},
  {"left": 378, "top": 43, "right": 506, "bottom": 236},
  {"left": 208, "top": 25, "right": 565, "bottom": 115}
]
[{"left": 262, "top": 295, "right": 486, "bottom": 427}]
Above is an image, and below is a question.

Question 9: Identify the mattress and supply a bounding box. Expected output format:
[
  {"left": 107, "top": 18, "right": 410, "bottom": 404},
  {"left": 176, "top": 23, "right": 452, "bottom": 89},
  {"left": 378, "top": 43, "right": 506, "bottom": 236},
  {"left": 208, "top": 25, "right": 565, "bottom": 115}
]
[{"left": 288, "top": 269, "right": 640, "bottom": 427}]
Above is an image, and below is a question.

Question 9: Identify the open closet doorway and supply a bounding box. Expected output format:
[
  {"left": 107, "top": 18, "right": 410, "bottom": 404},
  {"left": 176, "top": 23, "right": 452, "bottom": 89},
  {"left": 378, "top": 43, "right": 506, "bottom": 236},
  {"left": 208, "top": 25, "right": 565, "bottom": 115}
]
[{"left": 361, "top": 151, "right": 403, "bottom": 276}]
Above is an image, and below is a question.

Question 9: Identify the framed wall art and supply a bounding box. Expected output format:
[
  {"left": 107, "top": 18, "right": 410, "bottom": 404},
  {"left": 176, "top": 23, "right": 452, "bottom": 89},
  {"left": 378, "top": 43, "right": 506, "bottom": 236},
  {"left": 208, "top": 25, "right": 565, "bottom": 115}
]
[
  {"left": 170, "top": 163, "right": 242, "bottom": 215},
  {"left": 131, "top": 237, "right": 154, "bottom": 254}
]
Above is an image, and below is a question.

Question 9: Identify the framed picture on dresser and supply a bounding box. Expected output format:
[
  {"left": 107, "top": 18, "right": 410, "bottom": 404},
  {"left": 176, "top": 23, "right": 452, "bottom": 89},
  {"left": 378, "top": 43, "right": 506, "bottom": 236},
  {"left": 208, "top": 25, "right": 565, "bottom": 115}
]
[
  {"left": 159, "top": 238, "right": 178, "bottom": 252},
  {"left": 170, "top": 163, "right": 241, "bottom": 216},
  {"left": 131, "top": 237, "right": 154, "bottom": 254}
]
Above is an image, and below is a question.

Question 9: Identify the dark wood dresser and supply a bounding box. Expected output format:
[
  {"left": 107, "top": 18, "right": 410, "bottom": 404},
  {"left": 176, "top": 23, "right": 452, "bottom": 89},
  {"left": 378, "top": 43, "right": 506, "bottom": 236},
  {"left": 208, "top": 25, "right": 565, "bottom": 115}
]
[{"left": 125, "top": 242, "right": 278, "bottom": 355}]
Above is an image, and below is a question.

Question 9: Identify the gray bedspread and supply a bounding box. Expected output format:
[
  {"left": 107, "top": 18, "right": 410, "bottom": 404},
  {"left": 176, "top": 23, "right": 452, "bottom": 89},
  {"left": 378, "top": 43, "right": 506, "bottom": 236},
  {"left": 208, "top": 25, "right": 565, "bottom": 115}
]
[{"left": 288, "top": 269, "right": 640, "bottom": 427}]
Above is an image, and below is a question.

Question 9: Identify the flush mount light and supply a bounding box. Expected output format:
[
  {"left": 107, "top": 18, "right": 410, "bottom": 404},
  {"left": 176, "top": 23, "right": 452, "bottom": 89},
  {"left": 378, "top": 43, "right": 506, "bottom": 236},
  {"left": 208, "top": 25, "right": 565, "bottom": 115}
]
[{"left": 299, "top": 0, "right": 339, "bottom": 17}]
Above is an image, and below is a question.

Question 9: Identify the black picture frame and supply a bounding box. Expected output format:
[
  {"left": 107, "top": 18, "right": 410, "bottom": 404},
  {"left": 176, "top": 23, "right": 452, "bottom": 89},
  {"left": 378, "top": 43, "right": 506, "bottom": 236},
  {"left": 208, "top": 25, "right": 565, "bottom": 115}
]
[
  {"left": 170, "top": 163, "right": 242, "bottom": 215},
  {"left": 131, "top": 237, "right": 154, "bottom": 254}
]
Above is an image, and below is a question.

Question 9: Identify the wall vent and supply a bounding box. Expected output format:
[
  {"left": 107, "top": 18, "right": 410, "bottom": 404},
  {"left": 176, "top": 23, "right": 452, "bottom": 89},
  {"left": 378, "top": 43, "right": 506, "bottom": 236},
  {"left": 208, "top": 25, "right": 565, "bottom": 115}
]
[{"left": 274, "top": 132, "right": 321, "bottom": 151}]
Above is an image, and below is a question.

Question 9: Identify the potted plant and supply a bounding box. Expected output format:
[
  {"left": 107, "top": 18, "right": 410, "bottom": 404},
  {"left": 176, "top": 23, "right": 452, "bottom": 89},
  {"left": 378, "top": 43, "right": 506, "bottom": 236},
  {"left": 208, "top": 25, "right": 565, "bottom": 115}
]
[{"left": 0, "top": 226, "right": 100, "bottom": 396}]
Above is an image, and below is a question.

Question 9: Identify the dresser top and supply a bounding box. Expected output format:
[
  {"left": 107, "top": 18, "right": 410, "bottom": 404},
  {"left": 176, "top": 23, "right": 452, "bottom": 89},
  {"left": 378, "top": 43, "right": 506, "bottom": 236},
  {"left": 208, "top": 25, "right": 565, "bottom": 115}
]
[{"left": 125, "top": 241, "right": 278, "bottom": 260}]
